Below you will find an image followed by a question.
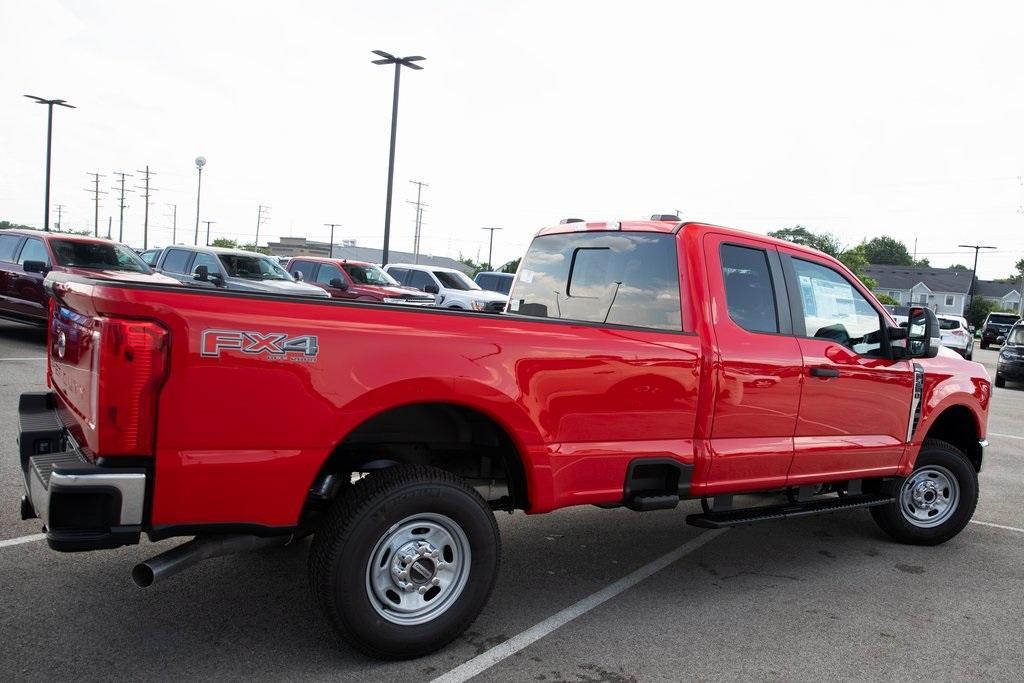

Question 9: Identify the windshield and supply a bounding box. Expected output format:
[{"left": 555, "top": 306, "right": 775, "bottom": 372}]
[
  {"left": 1009, "top": 326, "right": 1024, "bottom": 345},
  {"left": 218, "top": 254, "right": 292, "bottom": 280},
  {"left": 434, "top": 270, "right": 479, "bottom": 291},
  {"left": 51, "top": 240, "right": 150, "bottom": 273},
  {"left": 343, "top": 263, "right": 399, "bottom": 286},
  {"left": 938, "top": 318, "right": 962, "bottom": 330},
  {"left": 989, "top": 314, "right": 1020, "bottom": 325}
]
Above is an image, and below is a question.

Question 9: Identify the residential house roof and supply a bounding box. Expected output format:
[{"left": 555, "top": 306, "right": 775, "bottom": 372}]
[
  {"left": 864, "top": 265, "right": 973, "bottom": 294},
  {"left": 974, "top": 280, "right": 1022, "bottom": 299}
]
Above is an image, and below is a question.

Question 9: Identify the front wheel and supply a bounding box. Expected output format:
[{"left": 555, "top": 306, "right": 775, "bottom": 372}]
[
  {"left": 995, "top": 373, "right": 1006, "bottom": 388},
  {"left": 870, "top": 439, "right": 978, "bottom": 545},
  {"left": 309, "top": 465, "right": 500, "bottom": 659}
]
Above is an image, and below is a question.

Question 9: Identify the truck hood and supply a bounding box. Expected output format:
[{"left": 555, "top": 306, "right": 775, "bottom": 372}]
[
  {"left": 227, "top": 278, "right": 330, "bottom": 297},
  {"left": 61, "top": 268, "right": 183, "bottom": 286}
]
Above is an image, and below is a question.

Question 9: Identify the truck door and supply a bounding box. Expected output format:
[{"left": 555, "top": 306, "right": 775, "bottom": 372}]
[
  {"left": 779, "top": 248, "right": 914, "bottom": 483},
  {"left": 9, "top": 237, "right": 49, "bottom": 320},
  {"left": 0, "top": 233, "right": 25, "bottom": 316},
  {"left": 703, "top": 234, "right": 802, "bottom": 494}
]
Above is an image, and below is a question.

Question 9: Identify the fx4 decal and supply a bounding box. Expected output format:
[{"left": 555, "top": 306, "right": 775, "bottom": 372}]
[{"left": 201, "top": 329, "right": 319, "bottom": 360}]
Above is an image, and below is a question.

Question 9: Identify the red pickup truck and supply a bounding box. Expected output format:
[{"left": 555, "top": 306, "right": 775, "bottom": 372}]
[{"left": 17, "top": 219, "right": 989, "bottom": 659}]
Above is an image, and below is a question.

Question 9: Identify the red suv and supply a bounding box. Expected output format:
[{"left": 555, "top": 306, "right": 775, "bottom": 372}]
[
  {"left": 0, "top": 229, "right": 180, "bottom": 326},
  {"left": 286, "top": 256, "right": 435, "bottom": 305}
]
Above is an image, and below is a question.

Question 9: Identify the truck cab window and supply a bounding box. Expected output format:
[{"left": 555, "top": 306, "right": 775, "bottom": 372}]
[
  {"left": 161, "top": 249, "right": 192, "bottom": 274},
  {"left": 408, "top": 270, "right": 434, "bottom": 291},
  {"left": 290, "top": 260, "right": 317, "bottom": 282},
  {"left": 509, "top": 232, "right": 682, "bottom": 331},
  {"left": 792, "top": 257, "right": 883, "bottom": 356},
  {"left": 193, "top": 252, "right": 222, "bottom": 276},
  {"left": 17, "top": 238, "right": 48, "bottom": 266},
  {"left": 720, "top": 245, "right": 778, "bottom": 334}
]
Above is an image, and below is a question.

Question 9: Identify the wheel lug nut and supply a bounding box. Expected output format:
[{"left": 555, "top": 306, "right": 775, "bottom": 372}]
[
  {"left": 431, "top": 577, "right": 440, "bottom": 586},
  {"left": 418, "top": 586, "right": 428, "bottom": 594}
]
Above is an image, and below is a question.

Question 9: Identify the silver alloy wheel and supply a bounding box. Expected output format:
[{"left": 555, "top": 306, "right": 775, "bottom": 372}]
[
  {"left": 366, "top": 513, "right": 471, "bottom": 625},
  {"left": 900, "top": 465, "right": 960, "bottom": 528}
]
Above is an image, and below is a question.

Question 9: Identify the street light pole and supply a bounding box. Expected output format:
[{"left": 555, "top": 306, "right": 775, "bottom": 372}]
[
  {"left": 203, "top": 220, "right": 215, "bottom": 246},
  {"left": 482, "top": 227, "right": 502, "bottom": 269},
  {"left": 24, "top": 95, "right": 75, "bottom": 231},
  {"left": 324, "top": 223, "right": 342, "bottom": 258},
  {"left": 372, "top": 50, "right": 425, "bottom": 267},
  {"left": 194, "top": 156, "right": 206, "bottom": 245},
  {"left": 959, "top": 243, "right": 997, "bottom": 314}
]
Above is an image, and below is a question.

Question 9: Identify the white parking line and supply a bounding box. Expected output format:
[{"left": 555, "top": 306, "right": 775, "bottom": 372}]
[
  {"left": 989, "top": 432, "right": 1024, "bottom": 441},
  {"left": 0, "top": 357, "right": 47, "bottom": 362},
  {"left": 971, "top": 520, "right": 1024, "bottom": 534},
  {"left": 432, "top": 529, "right": 728, "bottom": 683},
  {"left": 0, "top": 533, "right": 45, "bottom": 549}
]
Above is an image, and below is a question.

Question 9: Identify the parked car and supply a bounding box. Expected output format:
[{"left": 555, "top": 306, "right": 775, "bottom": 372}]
[
  {"left": 980, "top": 312, "right": 1020, "bottom": 349},
  {"left": 153, "top": 245, "right": 329, "bottom": 298},
  {"left": 995, "top": 322, "right": 1024, "bottom": 388},
  {"left": 18, "top": 219, "right": 989, "bottom": 659},
  {"left": 474, "top": 271, "right": 514, "bottom": 295},
  {"left": 139, "top": 248, "right": 162, "bottom": 266},
  {"left": 286, "top": 257, "right": 435, "bottom": 306},
  {"left": 384, "top": 263, "right": 508, "bottom": 311},
  {"left": 0, "top": 229, "right": 180, "bottom": 326},
  {"left": 937, "top": 315, "right": 974, "bottom": 359}
]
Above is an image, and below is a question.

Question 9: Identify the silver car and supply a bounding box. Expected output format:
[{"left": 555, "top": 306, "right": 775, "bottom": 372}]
[{"left": 153, "top": 246, "right": 329, "bottom": 298}]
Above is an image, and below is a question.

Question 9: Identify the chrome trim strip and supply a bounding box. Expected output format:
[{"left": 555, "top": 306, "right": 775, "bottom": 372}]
[{"left": 47, "top": 471, "right": 146, "bottom": 526}]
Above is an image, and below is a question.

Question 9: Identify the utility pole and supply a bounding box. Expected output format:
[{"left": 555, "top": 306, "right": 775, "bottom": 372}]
[
  {"left": 371, "top": 50, "right": 426, "bottom": 266},
  {"left": 166, "top": 204, "right": 177, "bottom": 245},
  {"left": 112, "top": 172, "right": 133, "bottom": 243},
  {"left": 255, "top": 204, "right": 271, "bottom": 249},
  {"left": 54, "top": 204, "right": 66, "bottom": 231},
  {"left": 407, "top": 180, "right": 428, "bottom": 264},
  {"left": 203, "top": 220, "right": 216, "bottom": 246},
  {"left": 959, "top": 243, "right": 997, "bottom": 314},
  {"left": 24, "top": 95, "right": 75, "bottom": 231},
  {"left": 107, "top": 216, "right": 112, "bottom": 239},
  {"left": 324, "top": 223, "right": 342, "bottom": 258},
  {"left": 136, "top": 166, "right": 157, "bottom": 249},
  {"left": 84, "top": 173, "right": 106, "bottom": 236},
  {"left": 194, "top": 156, "right": 206, "bottom": 245},
  {"left": 481, "top": 227, "right": 502, "bottom": 269}
]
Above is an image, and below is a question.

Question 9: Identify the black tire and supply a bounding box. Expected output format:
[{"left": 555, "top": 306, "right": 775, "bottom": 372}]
[
  {"left": 870, "top": 439, "right": 978, "bottom": 546},
  {"left": 980, "top": 341, "right": 989, "bottom": 349},
  {"left": 309, "top": 465, "right": 500, "bottom": 659},
  {"left": 995, "top": 373, "right": 1006, "bottom": 388}
]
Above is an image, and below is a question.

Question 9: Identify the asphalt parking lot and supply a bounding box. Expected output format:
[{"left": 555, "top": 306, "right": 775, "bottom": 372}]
[{"left": 1, "top": 319, "right": 1022, "bottom": 682}]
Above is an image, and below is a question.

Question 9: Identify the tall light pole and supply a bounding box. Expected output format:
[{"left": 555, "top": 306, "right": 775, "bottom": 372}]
[
  {"left": 194, "top": 156, "right": 206, "bottom": 245},
  {"left": 959, "top": 244, "right": 997, "bottom": 314},
  {"left": 372, "top": 50, "right": 425, "bottom": 266},
  {"left": 482, "top": 227, "right": 502, "bottom": 269},
  {"left": 324, "top": 223, "right": 342, "bottom": 258},
  {"left": 203, "top": 220, "right": 216, "bottom": 246},
  {"left": 24, "top": 95, "right": 75, "bottom": 231}
]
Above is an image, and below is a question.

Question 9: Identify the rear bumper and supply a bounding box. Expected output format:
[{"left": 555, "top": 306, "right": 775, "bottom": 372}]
[
  {"left": 997, "top": 361, "right": 1024, "bottom": 381},
  {"left": 17, "top": 392, "right": 146, "bottom": 552}
]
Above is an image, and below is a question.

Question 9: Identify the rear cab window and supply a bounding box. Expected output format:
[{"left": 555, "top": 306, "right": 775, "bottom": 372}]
[
  {"left": 508, "top": 231, "right": 682, "bottom": 331},
  {"left": 0, "top": 234, "right": 23, "bottom": 262},
  {"left": 17, "top": 238, "right": 49, "bottom": 266},
  {"left": 720, "top": 245, "right": 779, "bottom": 334}
]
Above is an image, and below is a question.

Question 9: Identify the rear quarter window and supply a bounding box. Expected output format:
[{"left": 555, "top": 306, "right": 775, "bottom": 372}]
[
  {"left": 508, "top": 232, "right": 682, "bottom": 331},
  {"left": 0, "top": 234, "right": 22, "bottom": 262}
]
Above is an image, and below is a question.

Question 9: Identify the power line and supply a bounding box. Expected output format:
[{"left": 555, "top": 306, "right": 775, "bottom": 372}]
[
  {"left": 54, "top": 204, "right": 66, "bottom": 231},
  {"left": 83, "top": 172, "right": 107, "bottom": 237},
  {"left": 958, "top": 243, "right": 997, "bottom": 312},
  {"left": 112, "top": 172, "right": 133, "bottom": 243},
  {"left": 135, "top": 166, "right": 157, "bottom": 249},
  {"left": 325, "top": 223, "right": 342, "bottom": 258},
  {"left": 408, "top": 180, "right": 428, "bottom": 264},
  {"left": 255, "top": 204, "right": 271, "bottom": 248}
]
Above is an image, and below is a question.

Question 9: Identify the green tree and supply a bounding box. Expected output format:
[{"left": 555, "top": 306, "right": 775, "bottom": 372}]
[
  {"left": 875, "top": 293, "right": 899, "bottom": 305},
  {"left": 1, "top": 220, "right": 35, "bottom": 231},
  {"left": 862, "top": 236, "right": 915, "bottom": 265},
  {"left": 240, "top": 243, "right": 270, "bottom": 254},
  {"left": 767, "top": 226, "right": 842, "bottom": 257},
  {"left": 500, "top": 257, "right": 521, "bottom": 274},
  {"left": 210, "top": 238, "right": 238, "bottom": 249},
  {"left": 966, "top": 296, "right": 997, "bottom": 328},
  {"left": 457, "top": 253, "right": 487, "bottom": 276},
  {"left": 1015, "top": 258, "right": 1024, "bottom": 279},
  {"left": 950, "top": 264, "right": 969, "bottom": 271},
  {"left": 837, "top": 244, "right": 878, "bottom": 289}
]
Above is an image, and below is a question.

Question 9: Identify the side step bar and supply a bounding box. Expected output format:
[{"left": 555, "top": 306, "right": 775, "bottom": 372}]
[{"left": 686, "top": 493, "right": 894, "bottom": 529}]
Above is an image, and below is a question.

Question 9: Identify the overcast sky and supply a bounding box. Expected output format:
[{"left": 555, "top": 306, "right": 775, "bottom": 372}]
[{"left": 2, "top": 0, "right": 1023, "bottom": 277}]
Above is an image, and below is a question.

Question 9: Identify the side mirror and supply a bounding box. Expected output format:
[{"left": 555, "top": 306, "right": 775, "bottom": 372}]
[
  {"left": 293, "top": 270, "right": 304, "bottom": 282},
  {"left": 193, "top": 265, "right": 209, "bottom": 281},
  {"left": 329, "top": 278, "right": 348, "bottom": 290},
  {"left": 209, "top": 272, "right": 225, "bottom": 286},
  {"left": 906, "top": 306, "right": 940, "bottom": 358},
  {"left": 23, "top": 260, "right": 49, "bottom": 274},
  {"left": 424, "top": 283, "right": 440, "bottom": 295}
]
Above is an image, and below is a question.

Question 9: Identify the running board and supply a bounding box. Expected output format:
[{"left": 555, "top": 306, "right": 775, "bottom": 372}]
[{"left": 686, "top": 494, "right": 894, "bottom": 529}]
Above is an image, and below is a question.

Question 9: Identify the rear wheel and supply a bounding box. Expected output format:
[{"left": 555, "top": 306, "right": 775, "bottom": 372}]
[
  {"left": 870, "top": 439, "right": 977, "bottom": 545},
  {"left": 309, "top": 465, "right": 500, "bottom": 659}
]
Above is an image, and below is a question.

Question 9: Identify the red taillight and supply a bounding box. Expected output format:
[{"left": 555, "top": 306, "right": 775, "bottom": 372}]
[{"left": 96, "top": 318, "right": 168, "bottom": 456}]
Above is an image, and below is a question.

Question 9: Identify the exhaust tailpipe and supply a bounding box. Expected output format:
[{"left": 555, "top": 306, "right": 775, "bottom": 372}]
[{"left": 132, "top": 534, "right": 290, "bottom": 588}]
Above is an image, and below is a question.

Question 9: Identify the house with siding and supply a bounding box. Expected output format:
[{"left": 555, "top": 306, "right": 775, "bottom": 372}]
[
  {"left": 975, "top": 280, "right": 1022, "bottom": 313},
  {"left": 864, "top": 265, "right": 972, "bottom": 315}
]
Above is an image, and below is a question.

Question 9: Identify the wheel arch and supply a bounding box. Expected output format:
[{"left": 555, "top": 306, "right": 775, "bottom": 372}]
[{"left": 920, "top": 403, "right": 983, "bottom": 471}]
